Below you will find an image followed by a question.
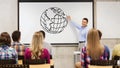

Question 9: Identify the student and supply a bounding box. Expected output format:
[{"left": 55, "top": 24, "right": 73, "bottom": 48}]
[
  {"left": 39, "top": 30, "right": 52, "bottom": 58},
  {"left": 11, "top": 30, "right": 25, "bottom": 59},
  {"left": 67, "top": 16, "right": 90, "bottom": 50},
  {"left": 0, "top": 32, "right": 18, "bottom": 63},
  {"left": 24, "top": 31, "right": 50, "bottom": 63},
  {"left": 112, "top": 44, "right": 120, "bottom": 59},
  {"left": 97, "top": 29, "right": 110, "bottom": 60},
  {"left": 75, "top": 29, "right": 109, "bottom": 68}
]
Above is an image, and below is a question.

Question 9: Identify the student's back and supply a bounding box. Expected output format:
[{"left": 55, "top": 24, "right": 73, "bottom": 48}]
[
  {"left": 0, "top": 32, "right": 18, "bottom": 63},
  {"left": 24, "top": 31, "right": 50, "bottom": 63},
  {"left": 112, "top": 44, "right": 120, "bottom": 59},
  {"left": 11, "top": 30, "right": 25, "bottom": 57},
  {"left": 75, "top": 29, "right": 109, "bottom": 68},
  {"left": 97, "top": 29, "right": 110, "bottom": 60}
]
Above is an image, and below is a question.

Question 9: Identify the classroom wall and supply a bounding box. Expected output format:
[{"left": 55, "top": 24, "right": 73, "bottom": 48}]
[
  {"left": 0, "top": 0, "right": 17, "bottom": 34},
  {"left": 1, "top": 0, "right": 120, "bottom": 68}
]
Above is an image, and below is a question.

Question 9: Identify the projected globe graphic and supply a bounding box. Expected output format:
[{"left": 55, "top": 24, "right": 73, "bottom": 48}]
[{"left": 40, "top": 7, "right": 68, "bottom": 34}]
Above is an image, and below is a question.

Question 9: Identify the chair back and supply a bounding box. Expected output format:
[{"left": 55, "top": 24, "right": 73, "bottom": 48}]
[
  {"left": 23, "top": 59, "right": 47, "bottom": 65},
  {"left": 113, "top": 56, "right": 120, "bottom": 60},
  {"left": 0, "top": 59, "right": 16, "bottom": 64},
  {"left": 90, "top": 60, "right": 114, "bottom": 66},
  {"left": 113, "top": 56, "right": 120, "bottom": 68},
  {"left": 0, "top": 64, "right": 29, "bottom": 68},
  {"left": 18, "top": 55, "right": 24, "bottom": 60},
  {"left": 89, "top": 60, "right": 115, "bottom": 68}
]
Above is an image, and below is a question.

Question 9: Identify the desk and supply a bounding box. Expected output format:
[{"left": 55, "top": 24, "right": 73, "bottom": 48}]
[
  {"left": 30, "top": 64, "right": 50, "bottom": 68},
  {"left": 18, "top": 60, "right": 22, "bottom": 64},
  {"left": 50, "top": 60, "right": 54, "bottom": 65},
  {"left": 88, "top": 65, "right": 112, "bottom": 68}
]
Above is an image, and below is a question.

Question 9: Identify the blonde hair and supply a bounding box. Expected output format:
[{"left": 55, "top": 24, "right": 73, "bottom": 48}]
[
  {"left": 86, "top": 28, "right": 104, "bottom": 60},
  {"left": 30, "top": 31, "right": 43, "bottom": 59}
]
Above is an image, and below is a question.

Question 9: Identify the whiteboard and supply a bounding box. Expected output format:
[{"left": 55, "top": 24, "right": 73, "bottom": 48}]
[
  {"left": 19, "top": 2, "right": 93, "bottom": 44},
  {"left": 97, "top": 2, "right": 120, "bottom": 38}
]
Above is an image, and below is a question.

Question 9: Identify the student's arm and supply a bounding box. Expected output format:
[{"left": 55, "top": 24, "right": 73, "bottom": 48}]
[
  {"left": 44, "top": 48, "right": 50, "bottom": 63},
  {"left": 24, "top": 48, "right": 31, "bottom": 59}
]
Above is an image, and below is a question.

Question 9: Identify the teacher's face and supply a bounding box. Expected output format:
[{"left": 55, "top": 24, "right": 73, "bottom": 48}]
[{"left": 82, "top": 20, "right": 88, "bottom": 27}]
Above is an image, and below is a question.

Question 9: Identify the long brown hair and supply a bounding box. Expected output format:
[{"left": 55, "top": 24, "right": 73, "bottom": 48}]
[
  {"left": 30, "top": 31, "right": 43, "bottom": 59},
  {"left": 86, "top": 29, "right": 104, "bottom": 60}
]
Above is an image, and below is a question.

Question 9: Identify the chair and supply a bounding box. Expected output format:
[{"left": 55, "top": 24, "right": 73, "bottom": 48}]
[
  {"left": 0, "top": 59, "right": 16, "bottom": 64},
  {"left": 23, "top": 59, "right": 47, "bottom": 65},
  {"left": 50, "top": 55, "right": 52, "bottom": 59},
  {"left": 23, "top": 59, "right": 53, "bottom": 68},
  {"left": 113, "top": 55, "right": 120, "bottom": 60},
  {"left": 18, "top": 55, "right": 24, "bottom": 60},
  {"left": 90, "top": 60, "right": 114, "bottom": 66},
  {"left": 112, "top": 55, "right": 120, "bottom": 68},
  {"left": 50, "top": 59, "right": 54, "bottom": 68},
  {"left": 89, "top": 60, "right": 115, "bottom": 68},
  {"left": 0, "top": 64, "right": 29, "bottom": 68}
]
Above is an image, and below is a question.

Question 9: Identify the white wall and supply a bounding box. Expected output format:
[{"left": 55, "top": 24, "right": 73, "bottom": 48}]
[
  {"left": 97, "top": 1, "right": 120, "bottom": 38},
  {"left": 0, "top": 0, "right": 17, "bottom": 35}
]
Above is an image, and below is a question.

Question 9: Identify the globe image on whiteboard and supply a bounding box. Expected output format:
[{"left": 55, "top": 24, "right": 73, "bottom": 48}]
[{"left": 40, "top": 7, "right": 68, "bottom": 34}]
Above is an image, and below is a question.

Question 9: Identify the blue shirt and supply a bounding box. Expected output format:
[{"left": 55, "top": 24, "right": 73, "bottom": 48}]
[{"left": 71, "top": 21, "right": 89, "bottom": 42}]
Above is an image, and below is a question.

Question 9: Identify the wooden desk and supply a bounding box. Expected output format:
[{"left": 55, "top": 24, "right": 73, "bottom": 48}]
[
  {"left": 30, "top": 64, "right": 50, "bottom": 68},
  {"left": 18, "top": 60, "right": 22, "bottom": 64},
  {"left": 88, "top": 65, "right": 112, "bottom": 68},
  {"left": 50, "top": 59, "right": 54, "bottom": 66}
]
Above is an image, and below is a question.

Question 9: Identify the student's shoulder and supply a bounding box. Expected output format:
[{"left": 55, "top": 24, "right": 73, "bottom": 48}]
[
  {"left": 42, "top": 48, "right": 49, "bottom": 53},
  {"left": 25, "top": 47, "right": 31, "bottom": 52}
]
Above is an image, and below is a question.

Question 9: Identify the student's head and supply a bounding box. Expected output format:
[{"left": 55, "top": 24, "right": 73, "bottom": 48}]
[
  {"left": 31, "top": 31, "right": 43, "bottom": 59},
  {"left": 39, "top": 30, "right": 45, "bottom": 39},
  {"left": 87, "top": 28, "right": 104, "bottom": 60},
  {"left": 0, "top": 32, "right": 11, "bottom": 46},
  {"left": 12, "top": 30, "right": 21, "bottom": 42},
  {"left": 82, "top": 18, "right": 88, "bottom": 27},
  {"left": 97, "top": 29, "right": 102, "bottom": 40}
]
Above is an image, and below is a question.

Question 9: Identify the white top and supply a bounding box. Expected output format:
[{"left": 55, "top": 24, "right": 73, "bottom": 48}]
[{"left": 43, "top": 41, "right": 52, "bottom": 55}]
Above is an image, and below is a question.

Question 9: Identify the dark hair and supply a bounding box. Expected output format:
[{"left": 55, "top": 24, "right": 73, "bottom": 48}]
[
  {"left": 12, "top": 30, "right": 21, "bottom": 42},
  {"left": 83, "top": 18, "right": 88, "bottom": 22},
  {"left": 0, "top": 32, "right": 11, "bottom": 46},
  {"left": 39, "top": 30, "right": 45, "bottom": 38},
  {"left": 97, "top": 29, "right": 102, "bottom": 39}
]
